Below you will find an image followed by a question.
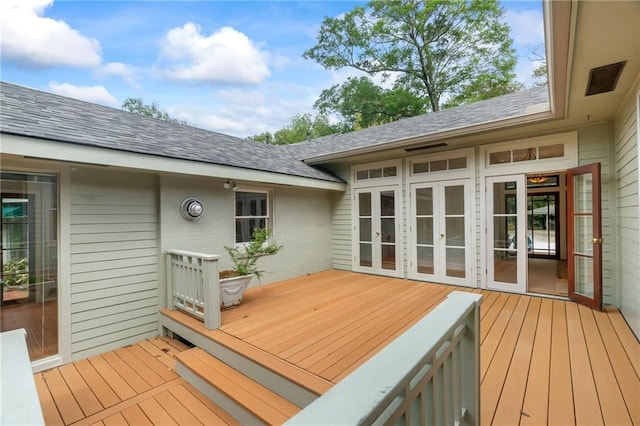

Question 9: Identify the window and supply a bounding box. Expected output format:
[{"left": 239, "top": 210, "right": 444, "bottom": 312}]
[
  {"left": 355, "top": 165, "right": 398, "bottom": 181},
  {"left": 488, "top": 143, "right": 565, "bottom": 165},
  {"left": 410, "top": 154, "right": 470, "bottom": 177},
  {"left": 235, "top": 191, "right": 269, "bottom": 244}
]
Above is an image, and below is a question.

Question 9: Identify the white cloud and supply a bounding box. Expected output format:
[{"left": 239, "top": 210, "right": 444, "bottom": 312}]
[
  {"left": 166, "top": 85, "right": 316, "bottom": 137},
  {"left": 157, "top": 23, "right": 271, "bottom": 85},
  {"left": 504, "top": 9, "right": 544, "bottom": 48},
  {"left": 1, "top": 0, "right": 102, "bottom": 68},
  {"left": 48, "top": 82, "right": 118, "bottom": 107},
  {"left": 95, "top": 62, "right": 140, "bottom": 89}
]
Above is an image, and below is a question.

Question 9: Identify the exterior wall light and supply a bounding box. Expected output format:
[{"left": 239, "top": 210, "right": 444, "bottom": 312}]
[
  {"left": 223, "top": 179, "right": 239, "bottom": 191},
  {"left": 180, "top": 198, "right": 204, "bottom": 220}
]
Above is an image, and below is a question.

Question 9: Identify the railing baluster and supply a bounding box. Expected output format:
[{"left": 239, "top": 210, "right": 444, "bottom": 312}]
[
  {"left": 165, "top": 250, "right": 221, "bottom": 330},
  {"left": 284, "top": 291, "right": 482, "bottom": 426}
]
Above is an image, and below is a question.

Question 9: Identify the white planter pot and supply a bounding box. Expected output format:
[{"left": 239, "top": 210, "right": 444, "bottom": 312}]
[{"left": 219, "top": 275, "right": 253, "bottom": 309}]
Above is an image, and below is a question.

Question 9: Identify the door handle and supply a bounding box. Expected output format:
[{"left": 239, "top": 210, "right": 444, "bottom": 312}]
[
  {"left": 591, "top": 238, "right": 603, "bottom": 244},
  {"left": 440, "top": 233, "right": 445, "bottom": 237},
  {"left": 376, "top": 232, "right": 380, "bottom": 236}
]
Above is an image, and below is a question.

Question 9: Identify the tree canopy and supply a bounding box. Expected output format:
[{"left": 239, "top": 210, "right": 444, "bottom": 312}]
[
  {"left": 314, "top": 76, "right": 426, "bottom": 130},
  {"left": 121, "top": 97, "right": 187, "bottom": 125},
  {"left": 249, "top": 113, "right": 342, "bottom": 145},
  {"left": 304, "top": 0, "right": 520, "bottom": 113}
]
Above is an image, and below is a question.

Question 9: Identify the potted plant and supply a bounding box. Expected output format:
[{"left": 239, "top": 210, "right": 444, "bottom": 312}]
[{"left": 219, "top": 228, "right": 282, "bottom": 309}]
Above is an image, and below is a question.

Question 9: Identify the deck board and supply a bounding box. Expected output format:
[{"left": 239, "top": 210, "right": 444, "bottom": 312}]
[
  {"left": 579, "top": 304, "right": 635, "bottom": 425},
  {"left": 548, "top": 300, "right": 575, "bottom": 425},
  {"left": 565, "top": 302, "right": 604, "bottom": 425},
  {"left": 35, "top": 270, "right": 639, "bottom": 425},
  {"left": 491, "top": 297, "right": 540, "bottom": 425},
  {"left": 36, "top": 338, "right": 238, "bottom": 426},
  {"left": 520, "top": 298, "right": 553, "bottom": 425}
]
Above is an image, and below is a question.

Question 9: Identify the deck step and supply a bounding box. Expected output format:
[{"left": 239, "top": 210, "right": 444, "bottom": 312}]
[
  {"left": 176, "top": 347, "right": 300, "bottom": 425},
  {"left": 160, "top": 308, "right": 332, "bottom": 407}
]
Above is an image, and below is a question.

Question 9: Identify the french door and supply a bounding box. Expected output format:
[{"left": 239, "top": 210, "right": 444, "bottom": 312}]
[
  {"left": 409, "top": 180, "right": 472, "bottom": 286},
  {"left": 567, "top": 163, "right": 602, "bottom": 310},
  {"left": 486, "top": 175, "right": 527, "bottom": 293},
  {"left": 354, "top": 186, "right": 401, "bottom": 276}
]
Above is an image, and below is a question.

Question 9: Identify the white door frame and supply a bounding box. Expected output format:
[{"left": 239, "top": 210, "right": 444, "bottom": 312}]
[
  {"left": 352, "top": 185, "right": 402, "bottom": 277},
  {"left": 408, "top": 179, "right": 474, "bottom": 286},
  {"left": 484, "top": 174, "right": 527, "bottom": 293}
]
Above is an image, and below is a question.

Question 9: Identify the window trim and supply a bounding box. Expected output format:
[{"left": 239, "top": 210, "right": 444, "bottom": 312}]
[
  {"left": 480, "top": 131, "right": 578, "bottom": 177},
  {"left": 352, "top": 159, "right": 402, "bottom": 188},
  {"left": 234, "top": 188, "right": 273, "bottom": 247}
]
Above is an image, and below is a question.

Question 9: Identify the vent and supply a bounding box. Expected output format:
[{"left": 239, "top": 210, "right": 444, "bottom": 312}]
[
  {"left": 585, "top": 61, "right": 626, "bottom": 96},
  {"left": 404, "top": 142, "right": 448, "bottom": 153}
]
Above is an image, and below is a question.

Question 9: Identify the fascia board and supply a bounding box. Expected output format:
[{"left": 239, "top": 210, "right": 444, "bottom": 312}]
[{"left": 0, "top": 134, "right": 346, "bottom": 192}]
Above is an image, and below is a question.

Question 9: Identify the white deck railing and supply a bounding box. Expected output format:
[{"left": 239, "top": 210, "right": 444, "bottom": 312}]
[
  {"left": 285, "top": 291, "right": 482, "bottom": 426},
  {"left": 165, "top": 250, "right": 220, "bottom": 330}
]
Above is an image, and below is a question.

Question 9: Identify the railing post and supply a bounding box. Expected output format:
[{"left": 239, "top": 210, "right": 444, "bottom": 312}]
[
  {"left": 201, "top": 255, "right": 220, "bottom": 330},
  {"left": 284, "top": 291, "right": 482, "bottom": 426},
  {"left": 165, "top": 252, "right": 175, "bottom": 310},
  {"left": 165, "top": 250, "right": 220, "bottom": 330},
  {"left": 461, "top": 293, "right": 481, "bottom": 426}
]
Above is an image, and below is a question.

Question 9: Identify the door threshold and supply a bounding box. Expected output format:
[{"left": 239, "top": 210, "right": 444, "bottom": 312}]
[{"left": 526, "top": 291, "right": 569, "bottom": 301}]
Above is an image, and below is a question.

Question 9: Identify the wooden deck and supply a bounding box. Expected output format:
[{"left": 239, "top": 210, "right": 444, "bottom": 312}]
[
  {"left": 34, "top": 336, "right": 239, "bottom": 426},
  {"left": 37, "top": 270, "right": 639, "bottom": 425}
]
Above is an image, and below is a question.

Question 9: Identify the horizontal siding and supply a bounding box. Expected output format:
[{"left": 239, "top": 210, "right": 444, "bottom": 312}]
[
  {"left": 615, "top": 93, "right": 639, "bottom": 338},
  {"left": 70, "top": 169, "right": 159, "bottom": 361},
  {"left": 329, "top": 165, "right": 352, "bottom": 270}
]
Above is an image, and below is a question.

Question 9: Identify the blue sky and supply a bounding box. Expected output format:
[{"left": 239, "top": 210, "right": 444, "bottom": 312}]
[{"left": 1, "top": 1, "right": 544, "bottom": 138}]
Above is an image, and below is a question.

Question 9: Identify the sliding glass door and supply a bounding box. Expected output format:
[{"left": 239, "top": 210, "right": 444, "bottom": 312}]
[{"left": 1, "top": 172, "right": 58, "bottom": 360}]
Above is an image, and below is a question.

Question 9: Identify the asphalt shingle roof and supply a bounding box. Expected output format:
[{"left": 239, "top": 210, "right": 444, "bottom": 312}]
[
  {"left": 285, "top": 85, "right": 549, "bottom": 160},
  {"left": 0, "top": 81, "right": 343, "bottom": 183},
  {"left": 1, "top": 81, "right": 549, "bottom": 179}
]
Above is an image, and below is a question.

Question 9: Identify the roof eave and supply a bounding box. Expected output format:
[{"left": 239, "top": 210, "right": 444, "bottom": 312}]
[
  {"left": 1, "top": 133, "right": 347, "bottom": 191},
  {"left": 303, "top": 108, "right": 555, "bottom": 165}
]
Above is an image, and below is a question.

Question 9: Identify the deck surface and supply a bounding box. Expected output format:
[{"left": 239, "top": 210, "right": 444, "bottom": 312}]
[{"left": 36, "top": 270, "right": 639, "bottom": 425}]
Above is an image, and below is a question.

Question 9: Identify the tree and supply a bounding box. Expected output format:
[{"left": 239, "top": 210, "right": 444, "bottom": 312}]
[
  {"left": 315, "top": 76, "right": 426, "bottom": 130},
  {"left": 528, "top": 44, "right": 548, "bottom": 88},
  {"left": 304, "top": 0, "right": 519, "bottom": 113},
  {"left": 248, "top": 113, "right": 342, "bottom": 145},
  {"left": 121, "top": 97, "right": 188, "bottom": 125}
]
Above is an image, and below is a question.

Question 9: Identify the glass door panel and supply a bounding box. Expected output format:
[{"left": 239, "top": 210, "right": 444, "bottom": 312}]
[
  {"left": 410, "top": 180, "right": 471, "bottom": 286},
  {"left": 443, "top": 184, "right": 466, "bottom": 280},
  {"left": 380, "top": 191, "right": 396, "bottom": 271},
  {"left": 486, "top": 175, "right": 526, "bottom": 293},
  {"left": 567, "top": 163, "right": 602, "bottom": 309},
  {"left": 358, "top": 192, "right": 373, "bottom": 267},
  {"left": 1, "top": 172, "right": 58, "bottom": 361},
  {"left": 354, "top": 187, "right": 400, "bottom": 276},
  {"left": 415, "top": 187, "right": 434, "bottom": 276}
]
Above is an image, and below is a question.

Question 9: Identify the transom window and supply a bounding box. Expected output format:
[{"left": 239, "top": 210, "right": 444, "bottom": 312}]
[
  {"left": 412, "top": 156, "right": 467, "bottom": 175},
  {"left": 235, "top": 191, "right": 269, "bottom": 244},
  {"left": 488, "top": 143, "right": 565, "bottom": 165},
  {"left": 352, "top": 160, "right": 402, "bottom": 188},
  {"left": 355, "top": 166, "right": 397, "bottom": 181}
]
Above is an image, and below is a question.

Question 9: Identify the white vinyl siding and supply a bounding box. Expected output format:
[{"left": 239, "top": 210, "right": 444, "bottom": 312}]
[
  {"left": 70, "top": 169, "right": 159, "bottom": 360},
  {"left": 577, "top": 124, "right": 615, "bottom": 305},
  {"left": 615, "top": 93, "right": 639, "bottom": 338}
]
